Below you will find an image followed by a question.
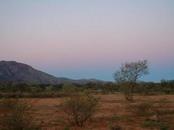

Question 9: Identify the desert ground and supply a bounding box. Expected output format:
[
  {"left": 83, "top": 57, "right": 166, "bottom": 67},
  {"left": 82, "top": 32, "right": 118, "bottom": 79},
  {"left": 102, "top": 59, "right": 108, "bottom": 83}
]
[{"left": 3, "top": 94, "right": 172, "bottom": 130}]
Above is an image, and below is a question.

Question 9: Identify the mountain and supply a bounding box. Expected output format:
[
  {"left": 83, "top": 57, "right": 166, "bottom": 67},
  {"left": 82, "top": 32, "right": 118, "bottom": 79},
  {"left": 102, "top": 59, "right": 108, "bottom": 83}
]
[
  {"left": 0, "top": 61, "right": 105, "bottom": 84},
  {"left": 0, "top": 61, "right": 72, "bottom": 84}
]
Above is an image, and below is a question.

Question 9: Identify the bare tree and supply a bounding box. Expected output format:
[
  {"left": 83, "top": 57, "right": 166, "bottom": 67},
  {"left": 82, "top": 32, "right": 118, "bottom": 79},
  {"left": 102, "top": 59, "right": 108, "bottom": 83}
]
[{"left": 114, "top": 60, "right": 148, "bottom": 101}]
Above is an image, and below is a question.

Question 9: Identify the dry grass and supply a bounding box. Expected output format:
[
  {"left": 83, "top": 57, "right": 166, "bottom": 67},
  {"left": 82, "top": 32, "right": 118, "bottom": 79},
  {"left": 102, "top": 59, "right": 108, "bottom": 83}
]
[{"left": 0, "top": 94, "right": 174, "bottom": 130}]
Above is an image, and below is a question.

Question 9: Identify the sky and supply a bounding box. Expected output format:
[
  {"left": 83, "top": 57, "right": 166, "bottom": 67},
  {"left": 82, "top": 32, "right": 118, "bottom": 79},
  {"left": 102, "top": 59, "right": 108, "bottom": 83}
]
[{"left": 0, "top": 0, "right": 174, "bottom": 81}]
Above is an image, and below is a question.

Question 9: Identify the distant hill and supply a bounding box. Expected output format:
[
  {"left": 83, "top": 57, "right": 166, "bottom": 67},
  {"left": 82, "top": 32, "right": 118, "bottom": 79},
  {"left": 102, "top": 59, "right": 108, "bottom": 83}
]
[{"left": 0, "top": 61, "right": 105, "bottom": 84}]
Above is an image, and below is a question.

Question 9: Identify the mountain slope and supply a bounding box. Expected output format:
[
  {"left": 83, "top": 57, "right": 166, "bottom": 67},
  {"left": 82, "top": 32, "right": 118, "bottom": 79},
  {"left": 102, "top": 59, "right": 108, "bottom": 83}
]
[
  {"left": 0, "top": 61, "right": 70, "bottom": 84},
  {"left": 0, "top": 61, "right": 105, "bottom": 84}
]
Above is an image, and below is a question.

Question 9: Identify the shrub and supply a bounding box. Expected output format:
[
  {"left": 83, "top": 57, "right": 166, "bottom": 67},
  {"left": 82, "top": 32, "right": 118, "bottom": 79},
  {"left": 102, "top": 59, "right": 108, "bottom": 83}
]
[
  {"left": 108, "top": 115, "right": 123, "bottom": 130},
  {"left": 130, "top": 101, "right": 154, "bottom": 117},
  {"left": 61, "top": 91, "right": 98, "bottom": 127},
  {"left": 61, "top": 83, "right": 82, "bottom": 96},
  {"left": 0, "top": 98, "right": 40, "bottom": 130},
  {"left": 129, "top": 98, "right": 172, "bottom": 130},
  {"left": 109, "top": 125, "right": 122, "bottom": 130},
  {"left": 143, "top": 119, "right": 169, "bottom": 130},
  {"left": 114, "top": 60, "right": 149, "bottom": 101}
]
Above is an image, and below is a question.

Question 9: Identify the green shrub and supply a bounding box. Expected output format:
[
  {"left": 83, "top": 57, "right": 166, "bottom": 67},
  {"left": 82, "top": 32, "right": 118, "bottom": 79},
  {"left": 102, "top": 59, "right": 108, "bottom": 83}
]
[{"left": 143, "top": 119, "right": 169, "bottom": 130}]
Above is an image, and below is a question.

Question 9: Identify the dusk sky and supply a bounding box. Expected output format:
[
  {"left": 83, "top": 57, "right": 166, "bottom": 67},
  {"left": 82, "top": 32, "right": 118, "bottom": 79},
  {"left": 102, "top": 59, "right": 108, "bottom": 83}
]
[{"left": 0, "top": 0, "right": 174, "bottom": 81}]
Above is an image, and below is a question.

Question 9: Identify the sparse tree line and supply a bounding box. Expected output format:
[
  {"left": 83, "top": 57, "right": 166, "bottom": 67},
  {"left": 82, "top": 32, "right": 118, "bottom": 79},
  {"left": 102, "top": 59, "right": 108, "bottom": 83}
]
[{"left": 0, "top": 80, "right": 174, "bottom": 98}]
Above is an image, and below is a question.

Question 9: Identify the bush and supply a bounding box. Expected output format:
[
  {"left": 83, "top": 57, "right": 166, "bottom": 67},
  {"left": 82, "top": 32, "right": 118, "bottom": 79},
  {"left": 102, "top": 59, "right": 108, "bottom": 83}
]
[
  {"left": 143, "top": 119, "right": 169, "bottom": 130},
  {"left": 108, "top": 115, "right": 123, "bottom": 130},
  {"left": 109, "top": 125, "right": 122, "bottom": 130},
  {"left": 0, "top": 98, "right": 41, "bottom": 130},
  {"left": 61, "top": 91, "right": 98, "bottom": 127},
  {"left": 129, "top": 98, "right": 172, "bottom": 130},
  {"left": 130, "top": 101, "right": 154, "bottom": 117},
  {"left": 61, "top": 83, "right": 83, "bottom": 96}
]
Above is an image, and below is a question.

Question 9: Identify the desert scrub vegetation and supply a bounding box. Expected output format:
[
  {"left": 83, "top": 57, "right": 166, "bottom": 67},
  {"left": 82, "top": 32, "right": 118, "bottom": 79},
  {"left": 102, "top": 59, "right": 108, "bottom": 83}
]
[
  {"left": 128, "top": 98, "right": 174, "bottom": 130},
  {"left": 1, "top": 79, "right": 174, "bottom": 98},
  {"left": 114, "top": 60, "right": 149, "bottom": 101},
  {"left": 0, "top": 98, "right": 41, "bottom": 130},
  {"left": 142, "top": 119, "right": 169, "bottom": 130},
  {"left": 108, "top": 115, "right": 125, "bottom": 130},
  {"left": 61, "top": 90, "right": 99, "bottom": 127}
]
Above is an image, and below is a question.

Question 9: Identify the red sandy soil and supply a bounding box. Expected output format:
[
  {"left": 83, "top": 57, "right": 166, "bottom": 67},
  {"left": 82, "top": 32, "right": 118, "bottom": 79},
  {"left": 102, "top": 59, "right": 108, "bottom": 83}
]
[{"left": 1, "top": 94, "right": 174, "bottom": 130}]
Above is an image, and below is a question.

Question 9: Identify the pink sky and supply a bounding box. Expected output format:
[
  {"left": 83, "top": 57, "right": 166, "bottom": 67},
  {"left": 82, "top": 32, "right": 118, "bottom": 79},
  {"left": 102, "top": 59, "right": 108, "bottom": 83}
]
[{"left": 0, "top": 0, "right": 174, "bottom": 81}]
